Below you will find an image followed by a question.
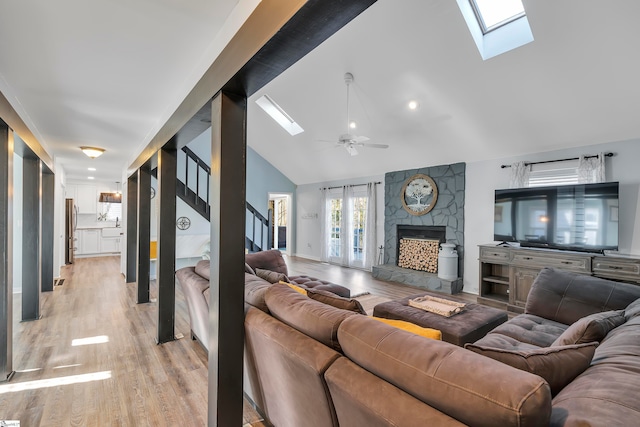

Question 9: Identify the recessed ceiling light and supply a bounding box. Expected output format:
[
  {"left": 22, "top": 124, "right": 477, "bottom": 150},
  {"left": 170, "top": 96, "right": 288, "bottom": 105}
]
[
  {"left": 408, "top": 101, "right": 419, "bottom": 110},
  {"left": 349, "top": 121, "right": 357, "bottom": 129},
  {"left": 88, "top": 167, "right": 96, "bottom": 171},
  {"left": 88, "top": 177, "right": 95, "bottom": 180}
]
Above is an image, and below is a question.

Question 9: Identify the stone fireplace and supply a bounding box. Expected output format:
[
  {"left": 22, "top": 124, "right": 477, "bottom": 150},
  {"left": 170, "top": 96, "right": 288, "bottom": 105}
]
[{"left": 372, "top": 163, "right": 465, "bottom": 294}]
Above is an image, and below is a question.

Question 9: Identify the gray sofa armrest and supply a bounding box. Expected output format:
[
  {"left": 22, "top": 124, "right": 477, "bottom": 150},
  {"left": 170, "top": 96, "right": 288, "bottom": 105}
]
[{"left": 525, "top": 268, "right": 640, "bottom": 325}]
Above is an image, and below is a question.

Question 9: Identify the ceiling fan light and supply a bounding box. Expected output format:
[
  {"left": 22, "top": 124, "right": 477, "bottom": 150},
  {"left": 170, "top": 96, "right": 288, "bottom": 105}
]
[
  {"left": 80, "top": 146, "right": 105, "bottom": 158},
  {"left": 256, "top": 94, "right": 304, "bottom": 136},
  {"left": 408, "top": 100, "right": 419, "bottom": 110}
]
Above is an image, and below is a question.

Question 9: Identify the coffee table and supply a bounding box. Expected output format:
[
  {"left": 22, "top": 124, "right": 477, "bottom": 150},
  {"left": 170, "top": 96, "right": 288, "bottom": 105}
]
[{"left": 372, "top": 294, "right": 507, "bottom": 346}]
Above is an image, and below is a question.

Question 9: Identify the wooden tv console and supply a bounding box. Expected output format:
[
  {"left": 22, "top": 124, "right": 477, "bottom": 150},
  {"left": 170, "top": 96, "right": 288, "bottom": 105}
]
[{"left": 478, "top": 244, "right": 640, "bottom": 313}]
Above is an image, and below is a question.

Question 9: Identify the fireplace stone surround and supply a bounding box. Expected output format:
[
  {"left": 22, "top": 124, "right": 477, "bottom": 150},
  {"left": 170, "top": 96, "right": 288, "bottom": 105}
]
[{"left": 372, "top": 163, "right": 465, "bottom": 294}]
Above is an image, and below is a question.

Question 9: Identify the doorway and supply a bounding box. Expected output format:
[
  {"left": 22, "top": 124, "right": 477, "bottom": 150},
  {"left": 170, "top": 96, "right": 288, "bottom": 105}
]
[{"left": 268, "top": 193, "right": 292, "bottom": 256}]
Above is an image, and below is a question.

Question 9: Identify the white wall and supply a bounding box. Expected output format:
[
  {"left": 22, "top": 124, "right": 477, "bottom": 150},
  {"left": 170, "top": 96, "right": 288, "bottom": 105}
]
[
  {"left": 463, "top": 138, "right": 640, "bottom": 294},
  {"left": 53, "top": 158, "right": 66, "bottom": 275},
  {"left": 296, "top": 174, "right": 384, "bottom": 261}
]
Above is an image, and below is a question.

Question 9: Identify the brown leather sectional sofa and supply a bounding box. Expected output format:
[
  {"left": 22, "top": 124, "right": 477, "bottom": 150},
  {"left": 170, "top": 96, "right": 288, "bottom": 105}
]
[{"left": 176, "top": 254, "right": 640, "bottom": 426}]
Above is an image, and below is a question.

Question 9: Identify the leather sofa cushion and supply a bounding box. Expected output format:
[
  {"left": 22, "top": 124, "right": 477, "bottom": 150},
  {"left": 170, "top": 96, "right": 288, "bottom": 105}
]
[
  {"left": 525, "top": 268, "right": 640, "bottom": 325},
  {"left": 338, "top": 315, "right": 552, "bottom": 427},
  {"left": 325, "top": 357, "right": 466, "bottom": 427},
  {"left": 245, "top": 249, "right": 289, "bottom": 275},
  {"left": 245, "top": 273, "right": 272, "bottom": 313},
  {"left": 289, "top": 275, "right": 351, "bottom": 298},
  {"left": 551, "top": 316, "right": 640, "bottom": 425},
  {"left": 472, "top": 332, "right": 542, "bottom": 352},
  {"left": 255, "top": 268, "right": 289, "bottom": 284},
  {"left": 624, "top": 297, "right": 640, "bottom": 320},
  {"left": 244, "top": 305, "right": 341, "bottom": 427},
  {"left": 306, "top": 288, "right": 367, "bottom": 314},
  {"left": 195, "top": 259, "right": 210, "bottom": 280},
  {"left": 465, "top": 342, "right": 598, "bottom": 395},
  {"left": 487, "top": 314, "right": 568, "bottom": 347},
  {"left": 552, "top": 310, "right": 625, "bottom": 346},
  {"left": 265, "top": 283, "right": 357, "bottom": 352}
]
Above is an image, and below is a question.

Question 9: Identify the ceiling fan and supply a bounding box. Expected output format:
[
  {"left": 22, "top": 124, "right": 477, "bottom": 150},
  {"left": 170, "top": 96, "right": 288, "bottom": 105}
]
[{"left": 323, "top": 72, "right": 389, "bottom": 156}]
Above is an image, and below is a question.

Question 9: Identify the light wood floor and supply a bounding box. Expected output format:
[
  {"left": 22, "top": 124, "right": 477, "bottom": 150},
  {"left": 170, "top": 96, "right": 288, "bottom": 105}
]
[{"left": 0, "top": 255, "right": 477, "bottom": 426}]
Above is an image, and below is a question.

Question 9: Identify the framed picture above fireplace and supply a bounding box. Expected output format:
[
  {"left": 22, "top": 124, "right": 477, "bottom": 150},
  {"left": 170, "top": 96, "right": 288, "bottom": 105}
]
[{"left": 401, "top": 174, "right": 438, "bottom": 216}]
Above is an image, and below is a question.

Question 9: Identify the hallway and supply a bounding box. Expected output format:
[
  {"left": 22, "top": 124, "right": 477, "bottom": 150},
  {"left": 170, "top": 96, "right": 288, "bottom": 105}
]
[{"left": 0, "top": 256, "right": 215, "bottom": 426}]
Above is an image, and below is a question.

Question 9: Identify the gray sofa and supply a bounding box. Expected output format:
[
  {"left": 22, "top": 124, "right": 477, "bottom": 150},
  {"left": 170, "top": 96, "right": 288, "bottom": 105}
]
[{"left": 468, "top": 267, "right": 640, "bottom": 426}]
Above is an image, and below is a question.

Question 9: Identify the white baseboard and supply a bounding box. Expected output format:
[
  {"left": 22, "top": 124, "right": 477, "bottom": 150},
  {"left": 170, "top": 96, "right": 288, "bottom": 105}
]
[{"left": 292, "top": 253, "right": 321, "bottom": 262}]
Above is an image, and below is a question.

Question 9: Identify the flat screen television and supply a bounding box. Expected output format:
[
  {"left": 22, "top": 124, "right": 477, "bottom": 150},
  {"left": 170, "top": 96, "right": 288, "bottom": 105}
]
[{"left": 494, "top": 182, "right": 619, "bottom": 253}]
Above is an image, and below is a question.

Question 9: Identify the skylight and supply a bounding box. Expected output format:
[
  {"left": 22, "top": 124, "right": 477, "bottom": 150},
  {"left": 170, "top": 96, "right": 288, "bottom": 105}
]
[
  {"left": 471, "top": 0, "right": 525, "bottom": 33},
  {"left": 256, "top": 94, "right": 304, "bottom": 136},
  {"left": 457, "top": 0, "right": 533, "bottom": 60}
]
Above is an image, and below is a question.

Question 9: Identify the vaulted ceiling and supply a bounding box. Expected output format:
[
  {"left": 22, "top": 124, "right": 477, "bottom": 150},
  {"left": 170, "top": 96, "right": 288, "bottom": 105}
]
[{"left": 2, "top": 1, "right": 640, "bottom": 185}]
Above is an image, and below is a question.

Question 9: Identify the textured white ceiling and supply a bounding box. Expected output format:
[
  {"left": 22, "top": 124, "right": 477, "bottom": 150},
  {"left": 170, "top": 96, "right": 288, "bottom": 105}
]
[
  {"left": 0, "top": 0, "right": 256, "bottom": 181},
  {"left": 1, "top": 0, "right": 640, "bottom": 186},
  {"left": 248, "top": 0, "right": 640, "bottom": 184}
]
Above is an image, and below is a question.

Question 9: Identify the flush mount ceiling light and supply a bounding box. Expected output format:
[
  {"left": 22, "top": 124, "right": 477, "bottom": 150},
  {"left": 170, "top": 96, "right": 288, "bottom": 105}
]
[
  {"left": 256, "top": 94, "right": 304, "bottom": 136},
  {"left": 80, "top": 146, "right": 105, "bottom": 159}
]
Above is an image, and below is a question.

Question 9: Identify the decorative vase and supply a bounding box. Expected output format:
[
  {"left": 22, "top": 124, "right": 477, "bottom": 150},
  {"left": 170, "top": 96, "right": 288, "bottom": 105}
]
[{"left": 438, "top": 243, "right": 458, "bottom": 280}]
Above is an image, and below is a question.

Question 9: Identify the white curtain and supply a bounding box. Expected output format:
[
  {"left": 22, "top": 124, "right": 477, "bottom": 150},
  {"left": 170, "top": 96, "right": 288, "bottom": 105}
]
[
  {"left": 509, "top": 161, "right": 530, "bottom": 188},
  {"left": 319, "top": 188, "right": 330, "bottom": 262},
  {"left": 362, "top": 182, "right": 377, "bottom": 270},
  {"left": 341, "top": 185, "right": 353, "bottom": 266},
  {"left": 578, "top": 153, "right": 605, "bottom": 183}
]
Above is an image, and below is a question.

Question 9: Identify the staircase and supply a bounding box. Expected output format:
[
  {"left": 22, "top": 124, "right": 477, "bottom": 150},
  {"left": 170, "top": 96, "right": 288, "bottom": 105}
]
[{"left": 155, "top": 146, "right": 273, "bottom": 252}]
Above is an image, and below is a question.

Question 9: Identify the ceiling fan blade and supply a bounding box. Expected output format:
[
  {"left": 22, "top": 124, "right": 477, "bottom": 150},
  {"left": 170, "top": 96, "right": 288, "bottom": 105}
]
[
  {"left": 361, "top": 143, "right": 389, "bottom": 149},
  {"left": 352, "top": 135, "right": 370, "bottom": 143}
]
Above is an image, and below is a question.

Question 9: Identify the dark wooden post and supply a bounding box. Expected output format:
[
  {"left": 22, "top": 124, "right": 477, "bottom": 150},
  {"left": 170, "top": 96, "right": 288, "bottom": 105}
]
[
  {"left": 22, "top": 155, "right": 41, "bottom": 321},
  {"left": 41, "top": 166, "right": 54, "bottom": 292},
  {"left": 126, "top": 173, "right": 138, "bottom": 283},
  {"left": 0, "top": 120, "right": 14, "bottom": 382},
  {"left": 156, "top": 145, "right": 177, "bottom": 344},
  {"left": 208, "top": 91, "right": 246, "bottom": 426},
  {"left": 137, "top": 164, "right": 151, "bottom": 304}
]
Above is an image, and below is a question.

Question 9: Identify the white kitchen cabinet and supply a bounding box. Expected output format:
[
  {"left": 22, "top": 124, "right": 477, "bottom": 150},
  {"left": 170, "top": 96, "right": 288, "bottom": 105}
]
[
  {"left": 81, "top": 229, "right": 100, "bottom": 254},
  {"left": 100, "top": 238, "right": 120, "bottom": 253},
  {"left": 76, "top": 185, "right": 97, "bottom": 214}
]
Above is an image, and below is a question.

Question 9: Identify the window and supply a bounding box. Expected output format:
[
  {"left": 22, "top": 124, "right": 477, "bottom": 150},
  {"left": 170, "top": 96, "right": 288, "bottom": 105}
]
[
  {"left": 470, "top": 0, "right": 525, "bottom": 34},
  {"left": 351, "top": 196, "right": 367, "bottom": 262},
  {"left": 100, "top": 202, "right": 122, "bottom": 222},
  {"left": 528, "top": 160, "right": 579, "bottom": 187}
]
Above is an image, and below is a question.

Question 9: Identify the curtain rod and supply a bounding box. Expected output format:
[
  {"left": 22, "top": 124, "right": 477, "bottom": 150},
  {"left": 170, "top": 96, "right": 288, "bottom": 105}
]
[
  {"left": 500, "top": 152, "right": 614, "bottom": 169},
  {"left": 319, "top": 181, "right": 381, "bottom": 190}
]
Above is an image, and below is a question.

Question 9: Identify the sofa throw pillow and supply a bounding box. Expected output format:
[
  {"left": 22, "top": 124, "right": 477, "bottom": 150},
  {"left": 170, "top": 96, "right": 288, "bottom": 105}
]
[
  {"left": 551, "top": 310, "right": 626, "bottom": 346},
  {"left": 371, "top": 317, "right": 442, "bottom": 341},
  {"left": 464, "top": 341, "right": 597, "bottom": 395},
  {"left": 278, "top": 280, "right": 307, "bottom": 295},
  {"left": 255, "top": 268, "right": 289, "bottom": 284},
  {"left": 625, "top": 298, "right": 640, "bottom": 320},
  {"left": 306, "top": 288, "right": 367, "bottom": 315}
]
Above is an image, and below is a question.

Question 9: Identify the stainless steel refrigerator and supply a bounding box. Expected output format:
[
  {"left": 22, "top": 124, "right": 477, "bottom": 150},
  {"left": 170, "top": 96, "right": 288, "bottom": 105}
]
[{"left": 65, "top": 198, "right": 77, "bottom": 264}]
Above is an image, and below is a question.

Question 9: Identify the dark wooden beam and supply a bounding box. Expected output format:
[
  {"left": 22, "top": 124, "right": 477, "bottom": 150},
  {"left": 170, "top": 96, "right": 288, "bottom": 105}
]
[
  {"left": 126, "top": 174, "right": 138, "bottom": 283},
  {"left": 128, "top": 0, "right": 378, "bottom": 171},
  {"left": 156, "top": 146, "right": 177, "bottom": 344},
  {"left": 136, "top": 165, "right": 151, "bottom": 304},
  {"left": 22, "top": 156, "right": 41, "bottom": 321},
  {"left": 0, "top": 92, "right": 53, "bottom": 171},
  {"left": 208, "top": 91, "right": 247, "bottom": 426},
  {"left": 0, "top": 120, "right": 14, "bottom": 382}
]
